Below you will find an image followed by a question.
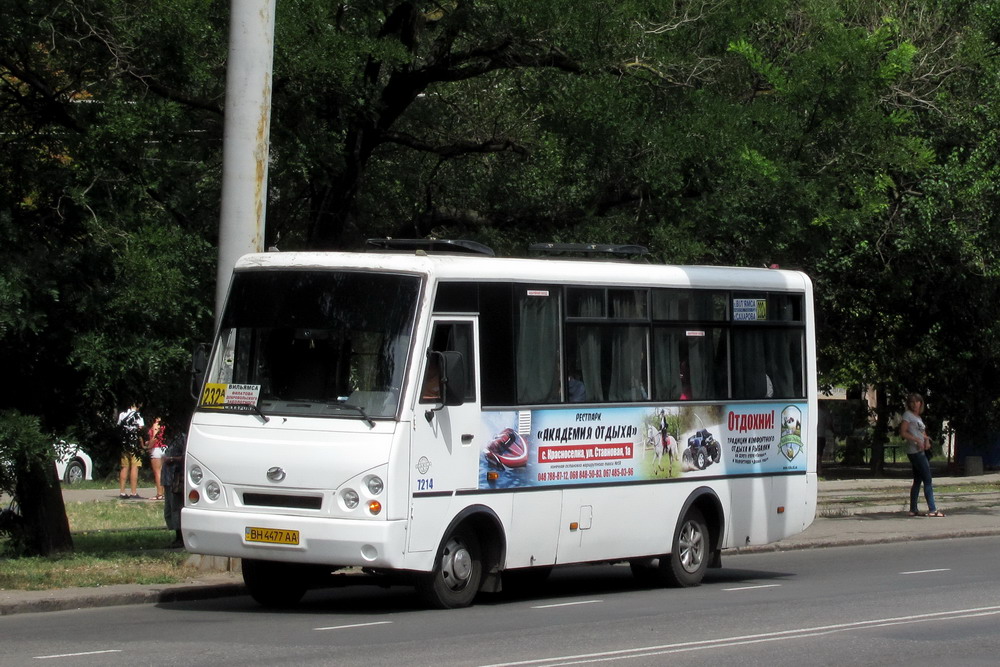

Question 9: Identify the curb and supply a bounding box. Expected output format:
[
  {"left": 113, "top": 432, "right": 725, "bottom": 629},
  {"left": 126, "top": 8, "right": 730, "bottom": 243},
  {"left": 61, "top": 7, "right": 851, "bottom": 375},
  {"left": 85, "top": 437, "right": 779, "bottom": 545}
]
[
  {"left": 734, "top": 528, "right": 1000, "bottom": 555},
  {"left": 0, "top": 580, "right": 246, "bottom": 616}
]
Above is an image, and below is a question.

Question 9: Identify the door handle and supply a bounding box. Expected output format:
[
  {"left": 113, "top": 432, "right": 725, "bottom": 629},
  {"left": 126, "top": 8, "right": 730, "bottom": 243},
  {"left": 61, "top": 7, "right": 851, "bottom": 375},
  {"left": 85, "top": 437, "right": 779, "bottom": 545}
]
[{"left": 461, "top": 434, "right": 474, "bottom": 444}]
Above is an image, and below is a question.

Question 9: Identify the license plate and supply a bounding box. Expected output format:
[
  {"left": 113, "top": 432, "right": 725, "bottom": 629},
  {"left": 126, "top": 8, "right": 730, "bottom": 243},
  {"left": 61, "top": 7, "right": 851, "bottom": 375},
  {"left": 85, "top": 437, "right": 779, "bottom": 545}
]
[{"left": 244, "top": 526, "right": 300, "bottom": 545}]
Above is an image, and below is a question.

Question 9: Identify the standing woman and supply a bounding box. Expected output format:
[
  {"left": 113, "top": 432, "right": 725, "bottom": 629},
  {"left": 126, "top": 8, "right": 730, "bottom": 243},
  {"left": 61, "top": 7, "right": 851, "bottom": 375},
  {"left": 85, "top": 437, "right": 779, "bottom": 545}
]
[
  {"left": 900, "top": 393, "right": 944, "bottom": 517},
  {"left": 147, "top": 417, "right": 167, "bottom": 500}
]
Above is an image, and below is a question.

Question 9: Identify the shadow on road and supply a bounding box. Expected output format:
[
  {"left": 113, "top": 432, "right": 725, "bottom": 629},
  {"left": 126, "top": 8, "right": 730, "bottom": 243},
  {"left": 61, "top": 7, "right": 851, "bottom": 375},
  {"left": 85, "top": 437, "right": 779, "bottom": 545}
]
[{"left": 158, "top": 561, "right": 795, "bottom": 616}]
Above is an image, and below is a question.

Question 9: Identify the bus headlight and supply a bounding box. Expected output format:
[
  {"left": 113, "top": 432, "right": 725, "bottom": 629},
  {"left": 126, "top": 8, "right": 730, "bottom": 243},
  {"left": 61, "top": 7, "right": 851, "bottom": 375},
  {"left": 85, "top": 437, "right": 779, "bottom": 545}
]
[
  {"left": 205, "top": 480, "right": 221, "bottom": 501},
  {"left": 342, "top": 489, "right": 359, "bottom": 509},
  {"left": 190, "top": 465, "right": 203, "bottom": 485},
  {"left": 366, "top": 475, "right": 384, "bottom": 495}
]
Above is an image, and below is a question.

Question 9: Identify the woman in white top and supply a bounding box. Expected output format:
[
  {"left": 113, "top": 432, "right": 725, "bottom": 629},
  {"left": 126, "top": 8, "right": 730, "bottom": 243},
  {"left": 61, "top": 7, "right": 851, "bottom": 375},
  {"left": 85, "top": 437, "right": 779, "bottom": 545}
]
[{"left": 900, "top": 393, "right": 943, "bottom": 517}]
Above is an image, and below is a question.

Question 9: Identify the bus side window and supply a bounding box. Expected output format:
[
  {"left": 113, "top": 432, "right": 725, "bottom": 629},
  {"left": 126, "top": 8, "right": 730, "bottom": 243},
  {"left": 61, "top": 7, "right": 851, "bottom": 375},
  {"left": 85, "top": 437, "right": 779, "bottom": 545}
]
[
  {"left": 731, "top": 328, "right": 804, "bottom": 399},
  {"left": 516, "top": 287, "right": 561, "bottom": 404}
]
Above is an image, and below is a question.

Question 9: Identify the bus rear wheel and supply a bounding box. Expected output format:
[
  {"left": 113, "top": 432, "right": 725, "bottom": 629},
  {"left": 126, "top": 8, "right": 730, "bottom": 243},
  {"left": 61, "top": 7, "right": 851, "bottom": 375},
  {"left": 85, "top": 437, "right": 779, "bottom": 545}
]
[
  {"left": 242, "top": 559, "right": 311, "bottom": 608},
  {"left": 418, "top": 526, "right": 483, "bottom": 609},
  {"left": 663, "top": 506, "right": 709, "bottom": 587}
]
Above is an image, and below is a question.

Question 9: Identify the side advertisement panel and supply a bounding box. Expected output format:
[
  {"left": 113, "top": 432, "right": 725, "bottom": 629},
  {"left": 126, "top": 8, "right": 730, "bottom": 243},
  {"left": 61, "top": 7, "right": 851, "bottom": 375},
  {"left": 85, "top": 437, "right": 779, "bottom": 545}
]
[{"left": 478, "top": 404, "right": 808, "bottom": 490}]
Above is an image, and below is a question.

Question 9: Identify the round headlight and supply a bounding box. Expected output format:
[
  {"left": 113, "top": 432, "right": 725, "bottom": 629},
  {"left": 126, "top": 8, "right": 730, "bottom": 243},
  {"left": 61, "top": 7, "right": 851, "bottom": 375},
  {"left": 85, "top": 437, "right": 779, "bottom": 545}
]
[
  {"left": 190, "top": 465, "right": 203, "bottom": 485},
  {"left": 366, "top": 476, "right": 384, "bottom": 495},
  {"left": 205, "top": 480, "right": 221, "bottom": 501},
  {"left": 342, "top": 489, "right": 359, "bottom": 509}
]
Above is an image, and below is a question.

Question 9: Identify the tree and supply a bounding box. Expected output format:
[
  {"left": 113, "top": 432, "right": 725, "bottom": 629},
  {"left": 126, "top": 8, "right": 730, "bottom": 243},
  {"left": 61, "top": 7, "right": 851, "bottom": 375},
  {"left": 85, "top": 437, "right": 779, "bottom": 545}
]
[
  {"left": 3, "top": 0, "right": 1000, "bottom": 535},
  {"left": 0, "top": 411, "right": 73, "bottom": 556},
  {"left": 1, "top": 0, "right": 219, "bottom": 554}
]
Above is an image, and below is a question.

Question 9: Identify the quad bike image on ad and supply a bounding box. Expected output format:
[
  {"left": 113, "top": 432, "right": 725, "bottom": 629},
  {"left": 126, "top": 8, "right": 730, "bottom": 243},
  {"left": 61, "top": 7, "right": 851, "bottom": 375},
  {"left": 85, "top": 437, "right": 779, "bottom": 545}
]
[{"left": 682, "top": 428, "right": 720, "bottom": 470}]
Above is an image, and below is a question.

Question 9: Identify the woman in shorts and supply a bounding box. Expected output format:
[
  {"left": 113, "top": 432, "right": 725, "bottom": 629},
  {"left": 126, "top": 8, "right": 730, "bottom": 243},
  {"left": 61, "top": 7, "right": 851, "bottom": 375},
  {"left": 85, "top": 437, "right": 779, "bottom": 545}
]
[{"left": 147, "top": 417, "right": 168, "bottom": 500}]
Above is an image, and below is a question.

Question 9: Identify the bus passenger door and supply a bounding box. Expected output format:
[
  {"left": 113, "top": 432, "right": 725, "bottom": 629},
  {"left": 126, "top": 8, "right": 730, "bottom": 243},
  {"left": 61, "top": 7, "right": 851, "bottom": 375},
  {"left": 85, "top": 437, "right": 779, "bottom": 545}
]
[{"left": 408, "top": 318, "right": 482, "bottom": 553}]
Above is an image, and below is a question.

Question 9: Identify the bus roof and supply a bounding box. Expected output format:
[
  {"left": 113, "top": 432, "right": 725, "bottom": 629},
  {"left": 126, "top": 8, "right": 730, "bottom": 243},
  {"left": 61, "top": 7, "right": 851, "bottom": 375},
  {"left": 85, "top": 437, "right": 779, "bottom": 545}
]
[{"left": 234, "top": 251, "right": 812, "bottom": 292}]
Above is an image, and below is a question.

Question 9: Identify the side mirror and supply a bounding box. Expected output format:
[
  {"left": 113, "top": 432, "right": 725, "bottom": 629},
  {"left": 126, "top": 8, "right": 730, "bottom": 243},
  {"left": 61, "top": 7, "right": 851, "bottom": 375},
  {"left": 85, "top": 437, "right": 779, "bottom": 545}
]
[
  {"left": 440, "top": 350, "right": 467, "bottom": 407},
  {"left": 190, "top": 343, "right": 210, "bottom": 400},
  {"left": 423, "top": 350, "right": 467, "bottom": 422}
]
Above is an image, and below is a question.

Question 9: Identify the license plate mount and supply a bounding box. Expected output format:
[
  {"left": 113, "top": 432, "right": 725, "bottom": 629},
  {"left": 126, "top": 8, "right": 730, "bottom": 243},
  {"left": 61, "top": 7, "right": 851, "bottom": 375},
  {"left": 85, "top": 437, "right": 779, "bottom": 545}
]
[{"left": 244, "top": 526, "right": 300, "bottom": 545}]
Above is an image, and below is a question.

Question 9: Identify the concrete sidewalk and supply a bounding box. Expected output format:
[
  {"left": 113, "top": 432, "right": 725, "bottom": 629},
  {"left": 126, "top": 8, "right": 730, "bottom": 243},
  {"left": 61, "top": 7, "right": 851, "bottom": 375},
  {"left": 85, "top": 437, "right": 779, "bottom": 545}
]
[
  {"left": 2, "top": 472, "right": 999, "bottom": 615},
  {"left": 746, "top": 471, "right": 1000, "bottom": 552}
]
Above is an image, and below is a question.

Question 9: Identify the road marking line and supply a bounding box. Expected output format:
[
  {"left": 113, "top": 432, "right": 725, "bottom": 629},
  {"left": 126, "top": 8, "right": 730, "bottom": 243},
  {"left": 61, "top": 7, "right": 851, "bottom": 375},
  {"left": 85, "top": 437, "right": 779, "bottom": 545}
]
[
  {"left": 724, "top": 584, "right": 782, "bottom": 591},
  {"left": 35, "top": 650, "right": 122, "bottom": 660},
  {"left": 900, "top": 568, "right": 951, "bottom": 575},
  {"left": 532, "top": 600, "right": 603, "bottom": 609},
  {"left": 478, "top": 604, "right": 1000, "bottom": 667},
  {"left": 314, "top": 621, "right": 393, "bottom": 631}
]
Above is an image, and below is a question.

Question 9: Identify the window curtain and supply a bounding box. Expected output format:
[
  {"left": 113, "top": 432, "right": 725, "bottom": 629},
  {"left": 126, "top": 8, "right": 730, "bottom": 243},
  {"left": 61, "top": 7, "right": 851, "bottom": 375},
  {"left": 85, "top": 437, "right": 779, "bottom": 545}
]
[
  {"left": 653, "top": 328, "right": 682, "bottom": 400},
  {"left": 732, "top": 329, "right": 802, "bottom": 399},
  {"left": 732, "top": 330, "right": 767, "bottom": 398},
  {"left": 516, "top": 292, "right": 561, "bottom": 403},
  {"left": 574, "top": 293, "right": 605, "bottom": 402},
  {"left": 766, "top": 329, "right": 802, "bottom": 397},
  {"left": 688, "top": 331, "right": 727, "bottom": 399},
  {"left": 608, "top": 292, "right": 647, "bottom": 401}
]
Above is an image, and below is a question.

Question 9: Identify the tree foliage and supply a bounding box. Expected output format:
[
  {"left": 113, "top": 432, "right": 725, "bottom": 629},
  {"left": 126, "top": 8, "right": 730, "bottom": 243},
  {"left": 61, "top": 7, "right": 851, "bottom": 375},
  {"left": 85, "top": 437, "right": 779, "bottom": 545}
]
[
  {"left": 2, "top": 0, "right": 1000, "bottom": 549},
  {"left": 1, "top": 0, "right": 219, "bottom": 529}
]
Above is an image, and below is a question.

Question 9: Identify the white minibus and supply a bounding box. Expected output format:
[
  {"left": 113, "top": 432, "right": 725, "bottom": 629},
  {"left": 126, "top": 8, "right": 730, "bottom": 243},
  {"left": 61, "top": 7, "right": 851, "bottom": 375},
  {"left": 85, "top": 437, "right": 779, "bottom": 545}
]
[{"left": 184, "top": 240, "right": 817, "bottom": 608}]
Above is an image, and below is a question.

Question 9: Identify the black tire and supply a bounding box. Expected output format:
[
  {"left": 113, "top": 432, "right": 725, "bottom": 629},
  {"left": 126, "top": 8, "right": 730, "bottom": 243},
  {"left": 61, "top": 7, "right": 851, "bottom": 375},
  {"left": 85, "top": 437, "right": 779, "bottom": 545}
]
[
  {"left": 241, "top": 559, "right": 310, "bottom": 608},
  {"left": 711, "top": 446, "right": 720, "bottom": 464},
  {"left": 417, "top": 526, "right": 483, "bottom": 609},
  {"left": 63, "top": 460, "right": 85, "bottom": 484},
  {"left": 662, "top": 506, "right": 709, "bottom": 587},
  {"left": 695, "top": 448, "right": 708, "bottom": 470}
]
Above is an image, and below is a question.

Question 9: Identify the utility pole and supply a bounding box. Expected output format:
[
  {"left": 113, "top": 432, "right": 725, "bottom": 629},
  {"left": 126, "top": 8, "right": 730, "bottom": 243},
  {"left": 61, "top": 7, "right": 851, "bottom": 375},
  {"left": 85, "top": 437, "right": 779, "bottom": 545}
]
[{"left": 215, "top": 0, "right": 277, "bottom": 328}]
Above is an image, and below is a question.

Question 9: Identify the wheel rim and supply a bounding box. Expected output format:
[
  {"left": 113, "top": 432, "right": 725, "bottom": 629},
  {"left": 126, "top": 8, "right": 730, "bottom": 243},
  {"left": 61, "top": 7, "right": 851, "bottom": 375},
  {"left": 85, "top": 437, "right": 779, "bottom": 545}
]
[
  {"left": 67, "top": 464, "right": 83, "bottom": 484},
  {"left": 677, "top": 519, "right": 706, "bottom": 574},
  {"left": 440, "top": 536, "right": 473, "bottom": 591}
]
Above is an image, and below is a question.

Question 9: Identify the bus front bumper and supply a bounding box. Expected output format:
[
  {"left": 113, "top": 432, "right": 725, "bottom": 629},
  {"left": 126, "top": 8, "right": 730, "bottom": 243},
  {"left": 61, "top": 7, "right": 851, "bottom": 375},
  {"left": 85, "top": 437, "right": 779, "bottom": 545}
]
[{"left": 181, "top": 507, "right": 412, "bottom": 570}]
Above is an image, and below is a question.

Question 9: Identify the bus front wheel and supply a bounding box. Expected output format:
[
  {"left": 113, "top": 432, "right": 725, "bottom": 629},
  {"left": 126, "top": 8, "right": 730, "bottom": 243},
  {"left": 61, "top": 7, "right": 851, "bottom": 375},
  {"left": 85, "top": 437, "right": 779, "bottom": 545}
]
[
  {"left": 663, "top": 506, "right": 709, "bottom": 587},
  {"left": 242, "top": 558, "right": 310, "bottom": 608},
  {"left": 418, "top": 526, "right": 483, "bottom": 609}
]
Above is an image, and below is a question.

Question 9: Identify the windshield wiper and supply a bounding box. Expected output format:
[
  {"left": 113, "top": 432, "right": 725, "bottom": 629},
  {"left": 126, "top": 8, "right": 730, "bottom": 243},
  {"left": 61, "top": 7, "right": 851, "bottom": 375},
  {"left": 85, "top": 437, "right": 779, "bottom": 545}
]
[
  {"left": 332, "top": 401, "right": 375, "bottom": 428},
  {"left": 245, "top": 402, "right": 270, "bottom": 424},
  {"left": 199, "top": 401, "right": 270, "bottom": 423}
]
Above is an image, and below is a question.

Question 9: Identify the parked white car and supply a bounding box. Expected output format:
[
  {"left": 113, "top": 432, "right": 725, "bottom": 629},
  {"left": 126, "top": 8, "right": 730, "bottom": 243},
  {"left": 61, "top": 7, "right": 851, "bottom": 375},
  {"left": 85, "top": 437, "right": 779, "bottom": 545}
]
[{"left": 54, "top": 442, "right": 93, "bottom": 485}]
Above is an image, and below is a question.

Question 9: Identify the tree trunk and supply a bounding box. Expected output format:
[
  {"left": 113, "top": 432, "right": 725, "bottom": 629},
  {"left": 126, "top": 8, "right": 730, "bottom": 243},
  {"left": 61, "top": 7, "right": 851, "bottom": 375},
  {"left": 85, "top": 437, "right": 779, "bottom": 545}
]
[
  {"left": 13, "top": 458, "right": 73, "bottom": 556},
  {"left": 870, "top": 384, "right": 889, "bottom": 477}
]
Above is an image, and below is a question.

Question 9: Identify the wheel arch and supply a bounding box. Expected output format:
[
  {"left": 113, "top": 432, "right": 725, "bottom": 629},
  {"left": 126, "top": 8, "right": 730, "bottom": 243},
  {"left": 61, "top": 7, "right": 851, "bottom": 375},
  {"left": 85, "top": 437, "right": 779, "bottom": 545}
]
[
  {"left": 676, "top": 487, "right": 725, "bottom": 568},
  {"left": 439, "top": 503, "right": 507, "bottom": 593}
]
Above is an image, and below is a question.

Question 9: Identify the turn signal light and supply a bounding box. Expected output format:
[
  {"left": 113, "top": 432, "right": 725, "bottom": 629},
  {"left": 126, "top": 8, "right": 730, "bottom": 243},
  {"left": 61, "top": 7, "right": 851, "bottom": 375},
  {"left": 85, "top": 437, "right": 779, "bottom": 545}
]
[
  {"left": 188, "top": 489, "right": 200, "bottom": 504},
  {"left": 776, "top": 506, "right": 785, "bottom": 514},
  {"left": 486, "top": 471, "right": 499, "bottom": 481},
  {"left": 368, "top": 500, "right": 382, "bottom": 515}
]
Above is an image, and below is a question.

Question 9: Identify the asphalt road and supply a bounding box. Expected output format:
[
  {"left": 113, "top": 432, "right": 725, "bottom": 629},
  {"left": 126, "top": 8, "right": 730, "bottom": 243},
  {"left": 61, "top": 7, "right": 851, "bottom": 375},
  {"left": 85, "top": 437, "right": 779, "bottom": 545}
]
[{"left": 2, "top": 535, "right": 999, "bottom": 666}]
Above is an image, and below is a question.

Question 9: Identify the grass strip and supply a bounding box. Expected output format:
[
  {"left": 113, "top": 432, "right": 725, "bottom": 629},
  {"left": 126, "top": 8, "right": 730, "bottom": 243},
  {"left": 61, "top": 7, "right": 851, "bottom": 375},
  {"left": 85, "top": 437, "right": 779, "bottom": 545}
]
[{"left": 1, "top": 498, "right": 192, "bottom": 591}]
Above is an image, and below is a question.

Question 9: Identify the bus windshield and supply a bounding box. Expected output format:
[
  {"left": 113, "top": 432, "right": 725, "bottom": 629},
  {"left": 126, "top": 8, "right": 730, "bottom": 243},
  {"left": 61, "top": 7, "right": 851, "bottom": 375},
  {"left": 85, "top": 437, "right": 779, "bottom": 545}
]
[{"left": 203, "top": 270, "right": 421, "bottom": 420}]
